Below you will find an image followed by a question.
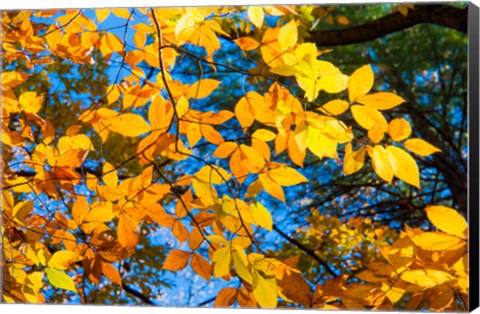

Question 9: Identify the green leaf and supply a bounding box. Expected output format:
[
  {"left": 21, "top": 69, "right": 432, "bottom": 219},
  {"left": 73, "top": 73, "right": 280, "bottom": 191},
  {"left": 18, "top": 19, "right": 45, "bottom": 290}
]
[{"left": 45, "top": 267, "right": 77, "bottom": 292}]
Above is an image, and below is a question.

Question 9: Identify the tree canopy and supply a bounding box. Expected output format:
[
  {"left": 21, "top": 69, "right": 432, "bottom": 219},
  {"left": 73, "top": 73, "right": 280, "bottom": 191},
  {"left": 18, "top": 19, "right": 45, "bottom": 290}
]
[{"left": 0, "top": 2, "right": 470, "bottom": 311}]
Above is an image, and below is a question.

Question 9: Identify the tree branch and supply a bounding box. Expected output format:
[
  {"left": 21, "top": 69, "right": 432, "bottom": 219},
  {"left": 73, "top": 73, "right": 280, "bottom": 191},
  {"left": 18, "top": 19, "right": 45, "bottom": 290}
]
[
  {"left": 122, "top": 281, "right": 156, "bottom": 305},
  {"left": 272, "top": 224, "right": 339, "bottom": 277},
  {"left": 310, "top": 4, "right": 467, "bottom": 47}
]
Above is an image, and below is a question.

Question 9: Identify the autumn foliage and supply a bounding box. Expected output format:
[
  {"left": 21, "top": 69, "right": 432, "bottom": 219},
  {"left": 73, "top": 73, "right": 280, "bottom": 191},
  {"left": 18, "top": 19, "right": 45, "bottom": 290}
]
[{"left": 0, "top": 4, "right": 469, "bottom": 311}]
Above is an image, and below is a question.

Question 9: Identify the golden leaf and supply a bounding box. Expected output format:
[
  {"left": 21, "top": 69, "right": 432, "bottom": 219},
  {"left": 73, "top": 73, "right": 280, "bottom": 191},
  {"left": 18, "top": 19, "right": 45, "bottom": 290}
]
[
  {"left": 425, "top": 205, "right": 467, "bottom": 239},
  {"left": 403, "top": 138, "right": 441, "bottom": 156},
  {"left": 248, "top": 6, "right": 264, "bottom": 28},
  {"left": 356, "top": 92, "right": 405, "bottom": 110},
  {"left": 386, "top": 145, "right": 420, "bottom": 188},
  {"left": 388, "top": 118, "right": 412, "bottom": 142},
  {"left": 348, "top": 64, "right": 374, "bottom": 103}
]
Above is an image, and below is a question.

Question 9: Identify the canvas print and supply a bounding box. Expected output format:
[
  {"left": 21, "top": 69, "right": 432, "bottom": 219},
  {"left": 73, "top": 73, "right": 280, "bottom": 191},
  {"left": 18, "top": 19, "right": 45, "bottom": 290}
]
[{"left": 0, "top": 2, "right": 477, "bottom": 311}]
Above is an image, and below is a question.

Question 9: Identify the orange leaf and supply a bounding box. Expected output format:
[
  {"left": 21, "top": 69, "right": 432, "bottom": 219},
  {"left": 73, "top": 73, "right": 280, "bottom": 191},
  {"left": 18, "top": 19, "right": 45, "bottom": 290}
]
[
  {"left": 117, "top": 213, "right": 139, "bottom": 249},
  {"left": 214, "top": 287, "right": 237, "bottom": 307},
  {"left": 233, "top": 37, "right": 260, "bottom": 51},
  {"left": 102, "top": 262, "right": 122, "bottom": 286},
  {"left": 163, "top": 249, "right": 191, "bottom": 271},
  {"left": 172, "top": 220, "right": 189, "bottom": 243},
  {"left": 191, "top": 252, "right": 212, "bottom": 281}
]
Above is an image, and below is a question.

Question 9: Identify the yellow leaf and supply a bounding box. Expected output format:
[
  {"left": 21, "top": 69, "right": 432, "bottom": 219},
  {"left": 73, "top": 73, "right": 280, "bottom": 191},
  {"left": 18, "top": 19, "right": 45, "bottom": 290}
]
[
  {"left": 233, "top": 37, "right": 260, "bottom": 51},
  {"left": 384, "top": 236, "right": 415, "bottom": 272},
  {"left": 268, "top": 166, "right": 308, "bottom": 186},
  {"left": 163, "top": 249, "right": 191, "bottom": 271},
  {"left": 45, "top": 267, "right": 77, "bottom": 292},
  {"left": 248, "top": 6, "right": 264, "bottom": 28},
  {"left": 403, "top": 138, "right": 441, "bottom": 156},
  {"left": 343, "top": 144, "right": 365, "bottom": 175},
  {"left": 252, "top": 129, "right": 276, "bottom": 142},
  {"left": 356, "top": 92, "right": 405, "bottom": 110},
  {"left": 176, "top": 96, "right": 189, "bottom": 118},
  {"left": 319, "top": 99, "right": 349, "bottom": 116},
  {"left": 253, "top": 274, "right": 278, "bottom": 308},
  {"left": 96, "top": 8, "right": 110, "bottom": 23},
  {"left": 425, "top": 205, "right": 467, "bottom": 238},
  {"left": 191, "top": 252, "right": 212, "bottom": 281},
  {"left": 195, "top": 165, "right": 231, "bottom": 184},
  {"left": 108, "top": 113, "right": 151, "bottom": 137},
  {"left": 186, "top": 122, "right": 202, "bottom": 147},
  {"left": 400, "top": 269, "right": 454, "bottom": 289},
  {"left": 103, "top": 162, "right": 118, "bottom": 188},
  {"left": 278, "top": 20, "right": 297, "bottom": 51},
  {"left": 318, "top": 71, "right": 349, "bottom": 94},
  {"left": 411, "top": 232, "right": 465, "bottom": 251},
  {"left": 348, "top": 64, "right": 374, "bottom": 103},
  {"left": 187, "top": 79, "right": 221, "bottom": 99},
  {"left": 368, "top": 124, "right": 385, "bottom": 143},
  {"left": 48, "top": 251, "right": 80, "bottom": 270},
  {"left": 213, "top": 247, "right": 231, "bottom": 278},
  {"left": 206, "top": 234, "right": 229, "bottom": 245},
  {"left": 372, "top": 145, "right": 393, "bottom": 183},
  {"left": 85, "top": 201, "right": 113, "bottom": 223},
  {"left": 106, "top": 84, "right": 120, "bottom": 105},
  {"left": 270, "top": 65, "right": 298, "bottom": 76},
  {"left": 250, "top": 201, "right": 272, "bottom": 231},
  {"left": 111, "top": 8, "right": 131, "bottom": 19},
  {"left": 386, "top": 145, "right": 420, "bottom": 188},
  {"left": 104, "top": 32, "right": 124, "bottom": 53},
  {"left": 2, "top": 71, "right": 29, "bottom": 88},
  {"left": 232, "top": 250, "right": 253, "bottom": 284},
  {"left": 388, "top": 118, "right": 412, "bottom": 141},
  {"left": 19, "top": 91, "right": 43, "bottom": 114},
  {"left": 350, "top": 105, "right": 387, "bottom": 131},
  {"left": 235, "top": 95, "right": 255, "bottom": 129}
]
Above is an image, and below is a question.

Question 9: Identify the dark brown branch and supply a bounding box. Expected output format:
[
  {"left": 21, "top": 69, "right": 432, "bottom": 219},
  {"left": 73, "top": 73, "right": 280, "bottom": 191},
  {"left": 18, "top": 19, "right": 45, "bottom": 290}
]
[
  {"left": 122, "top": 281, "right": 156, "bottom": 305},
  {"left": 310, "top": 4, "right": 467, "bottom": 47},
  {"left": 272, "top": 224, "right": 339, "bottom": 277}
]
